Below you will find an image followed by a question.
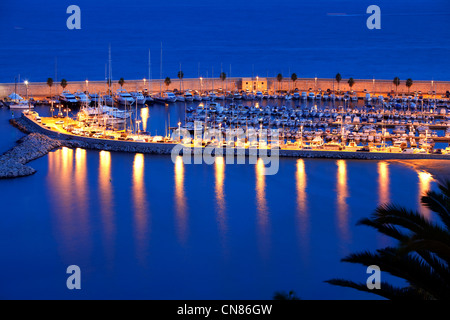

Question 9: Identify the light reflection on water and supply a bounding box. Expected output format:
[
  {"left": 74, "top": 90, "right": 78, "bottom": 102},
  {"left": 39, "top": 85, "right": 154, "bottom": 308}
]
[
  {"left": 336, "top": 159, "right": 350, "bottom": 247},
  {"left": 378, "top": 161, "right": 390, "bottom": 206},
  {"left": 215, "top": 156, "right": 228, "bottom": 252},
  {"left": 36, "top": 148, "right": 438, "bottom": 299},
  {"left": 418, "top": 171, "right": 433, "bottom": 220},
  {"left": 256, "top": 158, "right": 270, "bottom": 259},
  {"left": 296, "top": 159, "right": 309, "bottom": 253},
  {"left": 133, "top": 153, "right": 149, "bottom": 264},
  {"left": 99, "top": 150, "right": 115, "bottom": 262},
  {"left": 174, "top": 156, "right": 188, "bottom": 245}
]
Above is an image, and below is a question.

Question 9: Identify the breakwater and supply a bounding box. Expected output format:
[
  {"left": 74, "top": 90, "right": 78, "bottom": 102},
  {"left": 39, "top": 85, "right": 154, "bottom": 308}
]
[
  {"left": 0, "top": 132, "right": 63, "bottom": 178},
  {"left": 1, "top": 77, "right": 449, "bottom": 99},
  {"left": 3, "top": 113, "right": 450, "bottom": 179},
  {"left": 14, "top": 113, "right": 450, "bottom": 161}
]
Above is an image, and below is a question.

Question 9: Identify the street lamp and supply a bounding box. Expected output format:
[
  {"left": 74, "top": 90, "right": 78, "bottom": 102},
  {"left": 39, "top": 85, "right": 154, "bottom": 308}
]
[
  {"left": 178, "top": 122, "right": 181, "bottom": 142},
  {"left": 24, "top": 80, "right": 30, "bottom": 110},
  {"left": 24, "top": 80, "right": 29, "bottom": 99},
  {"left": 314, "top": 77, "right": 317, "bottom": 92},
  {"left": 200, "top": 77, "right": 203, "bottom": 93},
  {"left": 143, "top": 78, "right": 146, "bottom": 90},
  {"left": 85, "top": 79, "right": 89, "bottom": 92}
]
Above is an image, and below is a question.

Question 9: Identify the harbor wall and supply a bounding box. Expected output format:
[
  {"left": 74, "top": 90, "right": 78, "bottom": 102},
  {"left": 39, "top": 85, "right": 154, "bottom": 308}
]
[
  {"left": 2, "top": 77, "right": 450, "bottom": 99},
  {"left": 16, "top": 114, "right": 450, "bottom": 161}
]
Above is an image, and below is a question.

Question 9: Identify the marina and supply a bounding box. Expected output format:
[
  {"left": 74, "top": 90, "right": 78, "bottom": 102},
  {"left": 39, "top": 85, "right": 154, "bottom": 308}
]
[{"left": 3, "top": 81, "right": 450, "bottom": 158}]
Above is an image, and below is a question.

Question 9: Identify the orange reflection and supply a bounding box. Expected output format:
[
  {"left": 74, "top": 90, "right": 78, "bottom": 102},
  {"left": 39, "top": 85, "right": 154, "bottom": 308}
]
[
  {"left": 296, "top": 159, "right": 309, "bottom": 251},
  {"left": 336, "top": 160, "right": 350, "bottom": 245},
  {"left": 99, "top": 150, "right": 115, "bottom": 260},
  {"left": 133, "top": 153, "right": 149, "bottom": 263},
  {"left": 174, "top": 156, "right": 188, "bottom": 244},
  {"left": 141, "top": 107, "right": 149, "bottom": 132},
  {"left": 256, "top": 158, "right": 270, "bottom": 258},
  {"left": 215, "top": 157, "right": 228, "bottom": 251},
  {"left": 378, "top": 161, "right": 390, "bottom": 205},
  {"left": 75, "top": 148, "right": 88, "bottom": 213},
  {"left": 418, "top": 171, "right": 433, "bottom": 220},
  {"left": 47, "top": 147, "right": 74, "bottom": 262}
]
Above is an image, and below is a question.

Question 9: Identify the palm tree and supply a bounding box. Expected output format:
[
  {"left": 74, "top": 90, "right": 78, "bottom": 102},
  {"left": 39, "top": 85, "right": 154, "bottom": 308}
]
[
  {"left": 60, "top": 79, "right": 68, "bottom": 90},
  {"left": 393, "top": 77, "right": 401, "bottom": 96},
  {"left": 326, "top": 179, "right": 450, "bottom": 300},
  {"left": 177, "top": 71, "right": 184, "bottom": 92},
  {"left": 276, "top": 73, "right": 283, "bottom": 93},
  {"left": 220, "top": 72, "right": 227, "bottom": 91},
  {"left": 273, "top": 290, "right": 300, "bottom": 300},
  {"left": 335, "top": 73, "right": 342, "bottom": 92},
  {"left": 406, "top": 78, "right": 413, "bottom": 94},
  {"left": 348, "top": 77, "right": 355, "bottom": 91},
  {"left": 164, "top": 77, "right": 171, "bottom": 89},
  {"left": 118, "top": 77, "right": 125, "bottom": 88},
  {"left": 291, "top": 73, "right": 298, "bottom": 92},
  {"left": 47, "top": 78, "right": 53, "bottom": 98}
]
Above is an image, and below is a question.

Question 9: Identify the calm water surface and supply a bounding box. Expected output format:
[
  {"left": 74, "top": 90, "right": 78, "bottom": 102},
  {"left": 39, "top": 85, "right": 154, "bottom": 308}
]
[{"left": 0, "top": 131, "right": 436, "bottom": 299}]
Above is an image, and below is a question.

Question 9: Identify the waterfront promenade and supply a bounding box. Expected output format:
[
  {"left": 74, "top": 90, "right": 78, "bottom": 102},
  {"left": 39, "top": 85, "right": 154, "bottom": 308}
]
[{"left": 1, "top": 77, "right": 449, "bottom": 99}]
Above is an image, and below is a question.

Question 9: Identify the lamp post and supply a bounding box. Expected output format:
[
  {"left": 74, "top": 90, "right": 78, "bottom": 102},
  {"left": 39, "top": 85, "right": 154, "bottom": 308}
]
[
  {"left": 256, "top": 76, "right": 259, "bottom": 93},
  {"left": 200, "top": 77, "right": 203, "bottom": 93},
  {"left": 178, "top": 122, "right": 181, "bottom": 142},
  {"left": 314, "top": 77, "right": 317, "bottom": 93},
  {"left": 85, "top": 79, "right": 89, "bottom": 92},
  {"left": 24, "top": 80, "right": 29, "bottom": 110},
  {"left": 143, "top": 78, "right": 146, "bottom": 91}
]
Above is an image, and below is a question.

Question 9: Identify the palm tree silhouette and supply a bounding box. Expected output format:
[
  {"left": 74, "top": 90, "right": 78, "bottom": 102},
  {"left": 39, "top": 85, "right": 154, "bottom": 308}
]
[
  {"left": 164, "top": 77, "right": 171, "bottom": 90},
  {"left": 406, "top": 78, "right": 413, "bottom": 94},
  {"left": 118, "top": 78, "right": 125, "bottom": 88},
  {"left": 60, "top": 79, "right": 68, "bottom": 90},
  {"left": 291, "top": 73, "right": 298, "bottom": 93},
  {"left": 393, "top": 77, "right": 400, "bottom": 96},
  {"left": 177, "top": 71, "right": 184, "bottom": 92},
  {"left": 348, "top": 77, "right": 355, "bottom": 92},
  {"left": 47, "top": 78, "right": 53, "bottom": 98},
  {"left": 276, "top": 73, "right": 283, "bottom": 93},
  {"left": 326, "top": 179, "right": 450, "bottom": 300},
  {"left": 335, "top": 73, "right": 342, "bottom": 93}
]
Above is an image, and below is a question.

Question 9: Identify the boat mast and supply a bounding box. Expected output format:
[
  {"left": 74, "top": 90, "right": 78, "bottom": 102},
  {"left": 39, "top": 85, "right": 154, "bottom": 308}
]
[
  {"left": 160, "top": 42, "right": 162, "bottom": 95},
  {"left": 148, "top": 49, "right": 151, "bottom": 93}
]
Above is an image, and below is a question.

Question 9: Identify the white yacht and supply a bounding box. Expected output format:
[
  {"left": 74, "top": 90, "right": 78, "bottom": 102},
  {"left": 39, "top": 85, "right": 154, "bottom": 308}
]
[
  {"left": 184, "top": 91, "right": 194, "bottom": 102},
  {"left": 308, "top": 92, "right": 315, "bottom": 100},
  {"left": 301, "top": 92, "right": 308, "bottom": 100},
  {"left": 59, "top": 90, "right": 79, "bottom": 106},
  {"left": 102, "top": 95, "right": 114, "bottom": 106},
  {"left": 293, "top": 92, "right": 300, "bottom": 100},
  {"left": 256, "top": 91, "right": 264, "bottom": 99},
  {"left": 74, "top": 90, "right": 91, "bottom": 105},
  {"left": 101, "top": 105, "right": 132, "bottom": 119},
  {"left": 154, "top": 91, "right": 177, "bottom": 103},
  {"left": 130, "top": 91, "right": 146, "bottom": 105},
  {"left": 114, "top": 89, "right": 135, "bottom": 105},
  {"left": 8, "top": 93, "right": 33, "bottom": 110}
]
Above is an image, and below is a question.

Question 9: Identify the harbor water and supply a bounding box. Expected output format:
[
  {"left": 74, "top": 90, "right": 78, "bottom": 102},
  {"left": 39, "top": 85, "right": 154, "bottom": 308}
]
[{"left": 0, "top": 103, "right": 437, "bottom": 299}]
